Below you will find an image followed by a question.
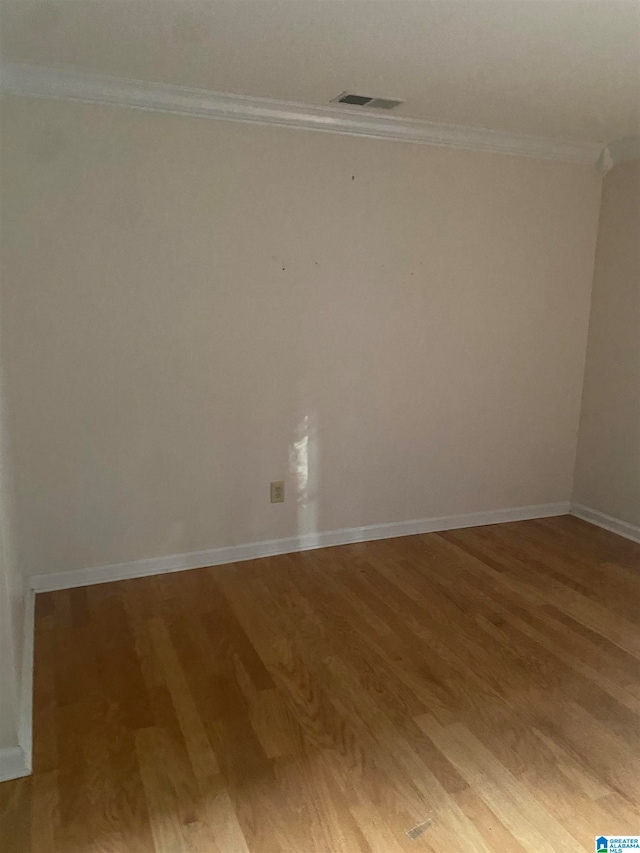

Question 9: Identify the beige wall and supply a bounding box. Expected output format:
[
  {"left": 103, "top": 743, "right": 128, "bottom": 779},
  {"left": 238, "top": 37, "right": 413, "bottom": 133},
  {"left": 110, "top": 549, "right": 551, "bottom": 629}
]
[
  {"left": 1, "top": 96, "right": 601, "bottom": 578},
  {"left": 574, "top": 158, "right": 640, "bottom": 525}
]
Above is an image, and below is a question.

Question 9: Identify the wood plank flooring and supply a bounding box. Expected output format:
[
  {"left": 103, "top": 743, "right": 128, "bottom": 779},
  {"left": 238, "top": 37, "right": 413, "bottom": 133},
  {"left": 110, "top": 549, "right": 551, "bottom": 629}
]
[{"left": 2, "top": 515, "right": 640, "bottom": 851}]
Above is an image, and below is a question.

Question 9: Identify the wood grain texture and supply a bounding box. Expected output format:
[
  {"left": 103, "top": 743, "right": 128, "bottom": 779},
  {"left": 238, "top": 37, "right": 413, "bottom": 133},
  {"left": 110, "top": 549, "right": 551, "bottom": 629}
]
[{"left": 1, "top": 515, "right": 639, "bottom": 851}]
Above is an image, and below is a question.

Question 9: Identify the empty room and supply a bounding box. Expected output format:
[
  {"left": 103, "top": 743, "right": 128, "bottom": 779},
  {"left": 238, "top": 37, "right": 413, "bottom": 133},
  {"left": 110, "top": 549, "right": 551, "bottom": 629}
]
[{"left": 1, "top": 1, "right": 639, "bottom": 851}]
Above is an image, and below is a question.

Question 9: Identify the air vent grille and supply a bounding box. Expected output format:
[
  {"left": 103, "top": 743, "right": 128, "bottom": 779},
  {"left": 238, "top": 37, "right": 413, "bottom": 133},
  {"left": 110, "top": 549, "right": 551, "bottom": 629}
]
[{"left": 332, "top": 92, "right": 403, "bottom": 110}]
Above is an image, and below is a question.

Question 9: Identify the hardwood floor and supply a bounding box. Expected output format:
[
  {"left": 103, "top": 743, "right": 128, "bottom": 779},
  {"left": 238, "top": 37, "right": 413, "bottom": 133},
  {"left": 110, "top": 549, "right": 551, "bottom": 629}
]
[{"left": 2, "top": 515, "right": 640, "bottom": 852}]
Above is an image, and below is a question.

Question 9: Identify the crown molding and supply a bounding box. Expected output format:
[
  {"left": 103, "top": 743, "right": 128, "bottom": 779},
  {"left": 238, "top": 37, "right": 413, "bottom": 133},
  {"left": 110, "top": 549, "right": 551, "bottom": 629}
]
[
  {"left": 1, "top": 60, "right": 605, "bottom": 165},
  {"left": 597, "top": 135, "right": 640, "bottom": 176}
]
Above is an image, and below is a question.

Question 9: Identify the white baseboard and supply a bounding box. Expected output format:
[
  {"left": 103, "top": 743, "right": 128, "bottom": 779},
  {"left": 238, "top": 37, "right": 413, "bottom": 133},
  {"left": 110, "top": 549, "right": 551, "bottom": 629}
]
[
  {"left": 0, "top": 746, "right": 30, "bottom": 783},
  {"left": 0, "top": 590, "right": 35, "bottom": 784},
  {"left": 571, "top": 504, "right": 640, "bottom": 545},
  {"left": 18, "top": 590, "right": 35, "bottom": 775},
  {"left": 30, "top": 502, "right": 570, "bottom": 593}
]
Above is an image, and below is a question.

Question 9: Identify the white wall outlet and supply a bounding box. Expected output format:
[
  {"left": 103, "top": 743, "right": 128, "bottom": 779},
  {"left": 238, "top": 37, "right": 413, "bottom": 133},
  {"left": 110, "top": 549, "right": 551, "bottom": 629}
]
[{"left": 270, "top": 481, "right": 285, "bottom": 503}]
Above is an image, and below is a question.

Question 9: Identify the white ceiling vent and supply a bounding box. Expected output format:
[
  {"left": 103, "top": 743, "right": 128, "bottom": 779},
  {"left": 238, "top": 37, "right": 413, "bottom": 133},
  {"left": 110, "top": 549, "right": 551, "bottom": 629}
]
[{"left": 332, "top": 92, "right": 403, "bottom": 110}]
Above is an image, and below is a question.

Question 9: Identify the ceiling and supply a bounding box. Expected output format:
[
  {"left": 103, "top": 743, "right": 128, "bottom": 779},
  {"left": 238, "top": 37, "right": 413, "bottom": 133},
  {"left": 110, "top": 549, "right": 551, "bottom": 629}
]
[{"left": 2, "top": 0, "right": 640, "bottom": 144}]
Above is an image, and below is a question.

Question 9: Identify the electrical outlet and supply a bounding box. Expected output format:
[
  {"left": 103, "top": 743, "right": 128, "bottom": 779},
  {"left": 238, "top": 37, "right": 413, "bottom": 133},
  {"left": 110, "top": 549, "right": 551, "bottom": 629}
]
[{"left": 270, "top": 481, "right": 285, "bottom": 503}]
